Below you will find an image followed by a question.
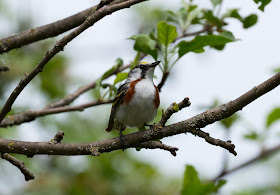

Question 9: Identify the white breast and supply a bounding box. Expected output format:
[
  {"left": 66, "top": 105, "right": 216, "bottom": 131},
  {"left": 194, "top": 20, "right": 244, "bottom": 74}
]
[{"left": 115, "top": 79, "right": 158, "bottom": 128}]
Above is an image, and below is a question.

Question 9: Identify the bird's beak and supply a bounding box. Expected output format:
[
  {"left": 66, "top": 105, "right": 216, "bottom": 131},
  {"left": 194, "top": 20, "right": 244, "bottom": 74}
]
[{"left": 150, "top": 61, "right": 161, "bottom": 68}]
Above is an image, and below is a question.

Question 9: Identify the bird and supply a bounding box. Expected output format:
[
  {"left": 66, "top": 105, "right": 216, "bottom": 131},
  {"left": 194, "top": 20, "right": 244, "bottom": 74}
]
[{"left": 106, "top": 61, "right": 161, "bottom": 141}]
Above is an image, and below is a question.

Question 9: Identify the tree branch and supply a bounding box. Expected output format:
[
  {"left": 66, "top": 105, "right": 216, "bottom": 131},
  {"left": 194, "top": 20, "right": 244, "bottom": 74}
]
[
  {"left": 157, "top": 71, "right": 169, "bottom": 92},
  {"left": 137, "top": 141, "right": 179, "bottom": 156},
  {"left": 174, "top": 24, "right": 212, "bottom": 42},
  {"left": 48, "top": 131, "right": 65, "bottom": 144},
  {"left": 0, "top": 153, "right": 34, "bottom": 181},
  {"left": 0, "top": 99, "right": 113, "bottom": 127},
  {"left": 157, "top": 97, "right": 191, "bottom": 127},
  {"left": 45, "top": 63, "right": 131, "bottom": 109},
  {"left": 0, "top": 0, "right": 126, "bottom": 54},
  {"left": 0, "top": 0, "right": 147, "bottom": 123}
]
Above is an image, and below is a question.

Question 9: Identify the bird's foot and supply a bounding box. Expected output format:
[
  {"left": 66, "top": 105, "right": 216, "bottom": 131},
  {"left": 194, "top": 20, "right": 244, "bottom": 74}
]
[
  {"left": 119, "top": 130, "right": 127, "bottom": 151},
  {"left": 144, "top": 123, "right": 162, "bottom": 132}
]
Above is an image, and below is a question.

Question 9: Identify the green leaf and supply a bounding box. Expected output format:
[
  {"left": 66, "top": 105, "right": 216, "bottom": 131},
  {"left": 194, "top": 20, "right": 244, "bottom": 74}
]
[
  {"left": 253, "top": 0, "right": 271, "bottom": 11},
  {"left": 181, "top": 165, "right": 226, "bottom": 195},
  {"left": 189, "top": 5, "right": 198, "bottom": 13},
  {"left": 204, "top": 10, "right": 222, "bottom": 30},
  {"left": 101, "top": 58, "right": 123, "bottom": 80},
  {"left": 157, "top": 21, "right": 178, "bottom": 47},
  {"left": 266, "top": 107, "right": 280, "bottom": 128},
  {"left": 182, "top": 165, "right": 200, "bottom": 187},
  {"left": 243, "top": 14, "right": 258, "bottom": 28},
  {"left": 272, "top": 67, "right": 280, "bottom": 73},
  {"left": 131, "top": 34, "right": 158, "bottom": 60},
  {"left": 115, "top": 58, "right": 123, "bottom": 67},
  {"left": 135, "top": 147, "right": 142, "bottom": 151},
  {"left": 102, "top": 67, "right": 116, "bottom": 80},
  {"left": 220, "top": 31, "right": 235, "bottom": 40},
  {"left": 172, "top": 102, "right": 179, "bottom": 112},
  {"left": 214, "top": 180, "right": 227, "bottom": 191},
  {"left": 244, "top": 131, "right": 259, "bottom": 140},
  {"left": 222, "top": 9, "right": 242, "bottom": 20},
  {"left": 211, "top": 0, "right": 222, "bottom": 8},
  {"left": 178, "top": 34, "right": 235, "bottom": 58},
  {"left": 114, "top": 72, "right": 128, "bottom": 85},
  {"left": 220, "top": 114, "right": 239, "bottom": 129},
  {"left": 166, "top": 10, "right": 178, "bottom": 24}
]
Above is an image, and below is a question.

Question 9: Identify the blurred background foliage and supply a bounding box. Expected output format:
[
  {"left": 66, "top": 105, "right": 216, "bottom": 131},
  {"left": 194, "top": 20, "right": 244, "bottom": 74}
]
[{"left": 0, "top": 0, "right": 280, "bottom": 194}]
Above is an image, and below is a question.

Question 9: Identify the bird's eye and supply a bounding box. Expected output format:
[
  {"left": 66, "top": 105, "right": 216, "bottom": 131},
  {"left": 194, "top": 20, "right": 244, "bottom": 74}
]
[{"left": 139, "top": 65, "right": 145, "bottom": 69}]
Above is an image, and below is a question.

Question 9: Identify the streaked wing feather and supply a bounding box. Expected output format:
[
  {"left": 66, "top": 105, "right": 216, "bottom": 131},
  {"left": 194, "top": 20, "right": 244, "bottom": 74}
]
[{"left": 106, "top": 83, "right": 128, "bottom": 132}]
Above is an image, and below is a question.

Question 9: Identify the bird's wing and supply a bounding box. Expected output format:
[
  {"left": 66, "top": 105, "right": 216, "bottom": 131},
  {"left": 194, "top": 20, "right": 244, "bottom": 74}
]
[{"left": 106, "top": 83, "right": 129, "bottom": 132}]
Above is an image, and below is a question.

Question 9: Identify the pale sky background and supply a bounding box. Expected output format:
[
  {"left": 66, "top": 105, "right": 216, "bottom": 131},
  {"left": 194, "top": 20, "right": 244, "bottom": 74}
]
[{"left": 1, "top": 0, "right": 280, "bottom": 194}]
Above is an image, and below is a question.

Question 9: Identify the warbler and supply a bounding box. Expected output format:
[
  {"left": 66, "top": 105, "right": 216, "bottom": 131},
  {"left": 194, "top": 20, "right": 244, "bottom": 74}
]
[{"left": 106, "top": 61, "right": 161, "bottom": 140}]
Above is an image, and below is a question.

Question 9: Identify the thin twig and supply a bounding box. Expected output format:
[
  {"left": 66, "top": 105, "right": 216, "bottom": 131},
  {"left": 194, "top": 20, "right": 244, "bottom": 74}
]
[
  {"left": 0, "top": 0, "right": 147, "bottom": 123},
  {"left": 0, "top": 60, "right": 139, "bottom": 128},
  {"left": 212, "top": 144, "right": 280, "bottom": 181},
  {"left": 45, "top": 63, "right": 132, "bottom": 109},
  {"left": 0, "top": 153, "right": 34, "bottom": 181},
  {"left": 189, "top": 128, "right": 236, "bottom": 155},
  {"left": 137, "top": 140, "right": 179, "bottom": 156},
  {"left": 96, "top": 0, "right": 115, "bottom": 10},
  {"left": 157, "top": 97, "right": 191, "bottom": 127},
  {"left": 0, "top": 99, "right": 113, "bottom": 127},
  {"left": 48, "top": 131, "right": 65, "bottom": 144},
  {"left": 45, "top": 81, "right": 97, "bottom": 109},
  {"left": 157, "top": 71, "right": 169, "bottom": 92},
  {"left": 174, "top": 24, "right": 212, "bottom": 42}
]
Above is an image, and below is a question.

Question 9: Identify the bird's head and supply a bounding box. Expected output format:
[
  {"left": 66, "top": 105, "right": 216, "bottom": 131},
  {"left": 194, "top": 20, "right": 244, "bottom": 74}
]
[{"left": 126, "top": 61, "right": 160, "bottom": 82}]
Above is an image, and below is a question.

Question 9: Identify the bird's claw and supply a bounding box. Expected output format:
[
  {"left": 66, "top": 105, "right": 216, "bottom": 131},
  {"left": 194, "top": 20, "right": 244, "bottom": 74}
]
[
  {"left": 145, "top": 123, "right": 161, "bottom": 132},
  {"left": 119, "top": 129, "right": 127, "bottom": 151}
]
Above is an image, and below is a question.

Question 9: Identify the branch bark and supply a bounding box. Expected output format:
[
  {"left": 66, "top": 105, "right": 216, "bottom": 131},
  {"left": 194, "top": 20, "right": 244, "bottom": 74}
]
[
  {"left": 137, "top": 141, "right": 179, "bottom": 156},
  {"left": 0, "top": 0, "right": 126, "bottom": 54},
  {"left": 0, "top": 0, "right": 147, "bottom": 123},
  {"left": 0, "top": 153, "right": 35, "bottom": 181},
  {"left": 157, "top": 97, "right": 191, "bottom": 127},
  {"left": 0, "top": 100, "right": 113, "bottom": 127},
  {"left": 157, "top": 71, "right": 169, "bottom": 92}
]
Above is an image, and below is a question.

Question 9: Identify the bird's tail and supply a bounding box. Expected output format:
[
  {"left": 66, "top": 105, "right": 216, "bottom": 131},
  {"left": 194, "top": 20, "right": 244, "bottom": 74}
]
[
  {"left": 106, "top": 120, "right": 124, "bottom": 132},
  {"left": 106, "top": 120, "right": 114, "bottom": 132}
]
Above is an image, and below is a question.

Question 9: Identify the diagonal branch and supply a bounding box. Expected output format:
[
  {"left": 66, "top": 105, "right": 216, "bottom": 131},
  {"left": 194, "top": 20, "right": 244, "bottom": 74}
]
[
  {"left": 212, "top": 143, "right": 280, "bottom": 181},
  {"left": 0, "top": 99, "right": 113, "bottom": 127},
  {"left": 0, "top": 153, "right": 34, "bottom": 181},
  {"left": 157, "top": 97, "right": 191, "bottom": 127},
  {"left": 45, "top": 64, "right": 131, "bottom": 109},
  {"left": 174, "top": 24, "right": 212, "bottom": 42},
  {"left": 0, "top": 0, "right": 126, "bottom": 54},
  {"left": 0, "top": 0, "right": 147, "bottom": 123},
  {"left": 157, "top": 71, "right": 169, "bottom": 92}
]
